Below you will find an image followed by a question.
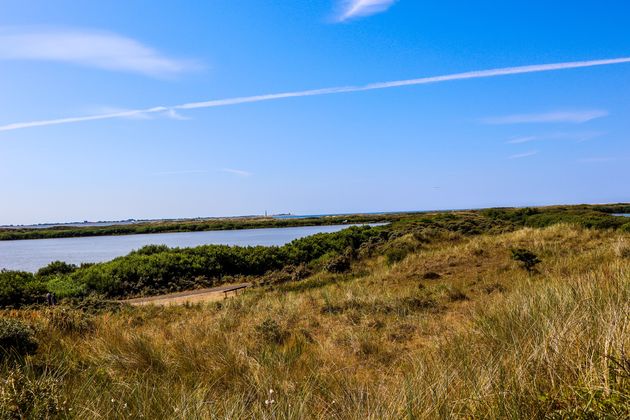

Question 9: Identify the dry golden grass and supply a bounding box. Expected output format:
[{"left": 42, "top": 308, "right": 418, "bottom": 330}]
[{"left": 2, "top": 224, "right": 629, "bottom": 419}]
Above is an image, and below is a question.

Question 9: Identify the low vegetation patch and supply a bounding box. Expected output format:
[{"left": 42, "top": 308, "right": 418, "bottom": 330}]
[
  {"left": 511, "top": 248, "right": 542, "bottom": 272},
  {"left": 0, "top": 318, "right": 38, "bottom": 360}
]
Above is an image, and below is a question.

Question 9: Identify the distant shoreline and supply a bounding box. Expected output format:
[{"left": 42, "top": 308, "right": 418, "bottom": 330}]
[
  {"left": 1, "top": 203, "right": 628, "bottom": 242},
  {"left": 0, "top": 213, "right": 402, "bottom": 242}
]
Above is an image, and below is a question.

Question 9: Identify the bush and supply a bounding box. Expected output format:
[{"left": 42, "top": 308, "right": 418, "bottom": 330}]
[
  {"left": 36, "top": 261, "right": 77, "bottom": 277},
  {"left": 130, "top": 244, "right": 171, "bottom": 256},
  {"left": 41, "top": 225, "right": 384, "bottom": 300},
  {"left": 255, "top": 319, "right": 288, "bottom": 345},
  {"left": 0, "top": 271, "right": 45, "bottom": 308},
  {"left": 0, "top": 319, "right": 38, "bottom": 360},
  {"left": 511, "top": 248, "right": 541, "bottom": 272},
  {"left": 385, "top": 247, "right": 410, "bottom": 265},
  {"left": 325, "top": 254, "right": 351, "bottom": 273},
  {"left": 0, "top": 368, "right": 61, "bottom": 418},
  {"left": 45, "top": 275, "right": 86, "bottom": 299}
]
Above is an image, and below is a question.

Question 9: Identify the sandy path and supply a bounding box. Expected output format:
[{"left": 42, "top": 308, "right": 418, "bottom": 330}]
[{"left": 126, "top": 282, "right": 252, "bottom": 306}]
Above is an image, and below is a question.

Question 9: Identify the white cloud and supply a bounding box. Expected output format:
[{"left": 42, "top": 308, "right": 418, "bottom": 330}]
[
  {"left": 219, "top": 168, "right": 252, "bottom": 177},
  {"left": 0, "top": 27, "right": 197, "bottom": 77},
  {"left": 163, "top": 109, "right": 191, "bottom": 120},
  {"left": 508, "top": 151, "right": 538, "bottom": 159},
  {"left": 337, "top": 0, "right": 397, "bottom": 21},
  {"left": 1, "top": 56, "right": 629, "bottom": 132},
  {"left": 482, "top": 110, "right": 608, "bottom": 125}
]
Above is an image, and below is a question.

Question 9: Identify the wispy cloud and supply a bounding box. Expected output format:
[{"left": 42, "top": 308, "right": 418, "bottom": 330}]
[
  {"left": 91, "top": 106, "right": 190, "bottom": 121},
  {"left": 1, "top": 56, "right": 630, "bottom": 133},
  {"left": 163, "top": 109, "right": 191, "bottom": 121},
  {"left": 219, "top": 168, "right": 252, "bottom": 177},
  {"left": 506, "top": 131, "right": 604, "bottom": 144},
  {"left": 337, "top": 0, "right": 397, "bottom": 21},
  {"left": 482, "top": 110, "right": 608, "bottom": 125},
  {"left": 0, "top": 27, "right": 197, "bottom": 77},
  {"left": 508, "top": 150, "right": 538, "bottom": 159}
]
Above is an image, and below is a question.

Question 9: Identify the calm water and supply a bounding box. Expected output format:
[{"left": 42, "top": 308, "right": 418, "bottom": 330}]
[
  {"left": 0, "top": 224, "right": 374, "bottom": 272},
  {"left": 613, "top": 213, "right": 630, "bottom": 217}
]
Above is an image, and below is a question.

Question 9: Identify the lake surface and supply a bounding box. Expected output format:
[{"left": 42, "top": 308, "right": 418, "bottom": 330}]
[
  {"left": 613, "top": 213, "right": 630, "bottom": 217},
  {"left": 0, "top": 224, "right": 374, "bottom": 272}
]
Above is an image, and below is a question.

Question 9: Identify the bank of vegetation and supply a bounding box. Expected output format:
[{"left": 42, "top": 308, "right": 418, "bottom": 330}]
[
  {"left": 0, "top": 209, "right": 628, "bottom": 418},
  {"left": 1, "top": 204, "right": 629, "bottom": 308}
]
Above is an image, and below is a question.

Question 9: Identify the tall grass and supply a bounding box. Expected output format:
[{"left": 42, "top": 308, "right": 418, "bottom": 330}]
[{"left": 1, "top": 225, "right": 628, "bottom": 418}]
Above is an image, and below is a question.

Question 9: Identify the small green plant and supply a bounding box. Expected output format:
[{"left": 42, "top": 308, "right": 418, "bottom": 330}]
[
  {"left": 511, "top": 248, "right": 541, "bottom": 272},
  {"left": 255, "top": 319, "right": 288, "bottom": 345},
  {"left": 0, "top": 318, "right": 38, "bottom": 360}
]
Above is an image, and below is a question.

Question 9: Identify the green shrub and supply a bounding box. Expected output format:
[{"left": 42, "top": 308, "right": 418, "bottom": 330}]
[
  {"left": 45, "top": 275, "right": 86, "bottom": 299},
  {"left": 385, "top": 247, "right": 410, "bottom": 265},
  {"left": 130, "top": 244, "right": 171, "bottom": 256},
  {"left": 0, "top": 319, "right": 38, "bottom": 360},
  {"left": 36, "top": 261, "right": 77, "bottom": 277},
  {"left": 0, "top": 271, "right": 45, "bottom": 308},
  {"left": 511, "top": 248, "right": 541, "bottom": 272}
]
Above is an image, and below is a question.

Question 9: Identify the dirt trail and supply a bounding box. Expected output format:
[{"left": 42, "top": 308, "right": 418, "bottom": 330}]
[{"left": 126, "top": 283, "right": 252, "bottom": 306}]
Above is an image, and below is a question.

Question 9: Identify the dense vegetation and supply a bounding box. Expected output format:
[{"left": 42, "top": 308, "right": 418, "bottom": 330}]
[
  {"left": 1, "top": 204, "right": 629, "bottom": 307},
  {"left": 0, "top": 225, "right": 387, "bottom": 305},
  {"left": 1, "top": 222, "right": 628, "bottom": 418}
]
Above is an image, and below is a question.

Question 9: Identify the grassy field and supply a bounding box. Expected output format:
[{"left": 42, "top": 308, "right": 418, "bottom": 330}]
[{"left": 1, "top": 223, "right": 628, "bottom": 418}]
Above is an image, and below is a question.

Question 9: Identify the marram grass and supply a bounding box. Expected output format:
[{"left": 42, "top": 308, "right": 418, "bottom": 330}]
[{"left": 1, "top": 224, "right": 628, "bottom": 419}]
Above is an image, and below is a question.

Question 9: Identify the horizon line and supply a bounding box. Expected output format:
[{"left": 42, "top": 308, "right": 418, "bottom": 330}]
[{"left": 3, "top": 201, "right": 629, "bottom": 228}]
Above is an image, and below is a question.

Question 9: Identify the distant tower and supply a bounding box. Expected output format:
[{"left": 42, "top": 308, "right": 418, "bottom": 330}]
[{"left": 265, "top": 210, "right": 268, "bottom": 217}]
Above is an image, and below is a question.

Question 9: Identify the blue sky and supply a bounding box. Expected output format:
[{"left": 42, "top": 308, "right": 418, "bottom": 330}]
[{"left": 1, "top": 0, "right": 629, "bottom": 224}]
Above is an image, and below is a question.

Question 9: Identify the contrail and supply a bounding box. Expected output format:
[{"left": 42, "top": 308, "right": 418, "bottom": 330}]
[{"left": 2, "top": 57, "right": 629, "bottom": 133}]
